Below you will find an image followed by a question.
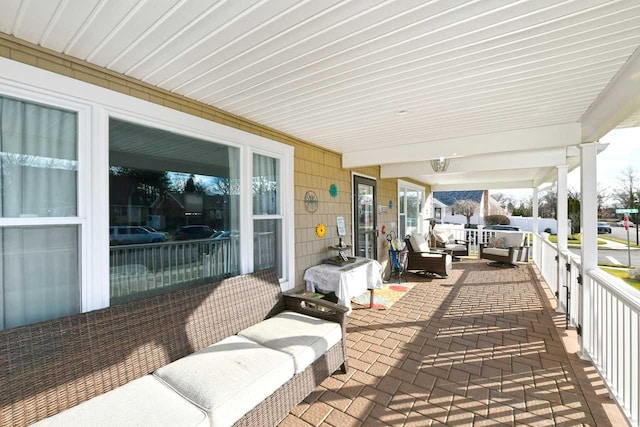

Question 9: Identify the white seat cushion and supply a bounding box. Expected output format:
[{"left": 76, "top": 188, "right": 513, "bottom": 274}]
[
  {"left": 483, "top": 247, "right": 510, "bottom": 257},
  {"left": 444, "top": 243, "right": 466, "bottom": 252},
  {"left": 434, "top": 230, "right": 454, "bottom": 244},
  {"left": 238, "top": 311, "right": 342, "bottom": 374},
  {"left": 410, "top": 234, "right": 430, "bottom": 252},
  {"left": 154, "top": 335, "right": 294, "bottom": 427},
  {"left": 32, "top": 375, "right": 207, "bottom": 427}
]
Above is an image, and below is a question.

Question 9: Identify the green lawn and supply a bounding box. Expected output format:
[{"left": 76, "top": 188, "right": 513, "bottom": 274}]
[
  {"left": 548, "top": 234, "right": 606, "bottom": 245},
  {"left": 600, "top": 267, "right": 640, "bottom": 292}
]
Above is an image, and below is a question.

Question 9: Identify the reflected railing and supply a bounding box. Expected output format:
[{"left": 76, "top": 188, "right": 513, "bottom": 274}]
[{"left": 110, "top": 233, "right": 276, "bottom": 301}]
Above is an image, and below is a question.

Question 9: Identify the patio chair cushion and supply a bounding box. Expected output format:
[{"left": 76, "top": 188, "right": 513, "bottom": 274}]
[
  {"left": 482, "top": 247, "right": 510, "bottom": 257},
  {"left": 409, "top": 234, "right": 430, "bottom": 252},
  {"left": 32, "top": 375, "right": 208, "bottom": 427},
  {"left": 154, "top": 335, "right": 294, "bottom": 427},
  {"left": 496, "top": 231, "right": 525, "bottom": 247},
  {"left": 488, "top": 236, "right": 507, "bottom": 248},
  {"left": 238, "top": 310, "right": 342, "bottom": 374},
  {"left": 444, "top": 243, "right": 467, "bottom": 252},
  {"left": 434, "top": 230, "right": 454, "bottom": 244}
]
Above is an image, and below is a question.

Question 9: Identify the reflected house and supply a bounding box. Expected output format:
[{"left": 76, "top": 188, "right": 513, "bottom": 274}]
[{"left": 109, "top": 174, "right": 150, "bottom": 226}]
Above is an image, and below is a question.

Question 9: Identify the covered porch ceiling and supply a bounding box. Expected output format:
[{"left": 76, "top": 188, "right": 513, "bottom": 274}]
[{"left": 2, "top": 0, "right": 640, "bottom": 190}]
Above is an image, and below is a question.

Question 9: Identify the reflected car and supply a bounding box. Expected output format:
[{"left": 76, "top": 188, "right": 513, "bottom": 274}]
[
  {"left": 597, "top": 222, "right": 612, "bottom": 234},
  {"left": 483, "top": 225, "right": 521, "bottom": 231},
  {"left": 110, "top": 226, "right": 168, "bottom": 245},
  {"left": 211, "top": 230, "right": 230, "bottom": 239},
  {"left": 175, "top": 225, "right": 215, "bottom": 240}
]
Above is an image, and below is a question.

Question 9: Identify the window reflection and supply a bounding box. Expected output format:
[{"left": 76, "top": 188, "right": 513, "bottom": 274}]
[{"left": 109, "top": 119, "right": 239, "bottom": 303}]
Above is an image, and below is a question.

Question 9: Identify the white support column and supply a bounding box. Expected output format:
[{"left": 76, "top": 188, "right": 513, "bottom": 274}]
[
  {"left": 556, "top": 165, "right": 569, "bottom": 313},
  {"left": 532, "top": 188, "right": 539, "bottom": 234},
  {"left": 580, "top": 142, "right": 599, "bottom": 359}
]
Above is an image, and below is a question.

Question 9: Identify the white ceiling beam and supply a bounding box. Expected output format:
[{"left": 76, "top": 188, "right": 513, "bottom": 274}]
[
  {"left": 342, "top": 123, "right": 581, "bottom": 168},
  {"left": 581, "top": 47, "right": 640, "bottom": 142},
  {"left": 380, "top": 148, "right": 569, "bottom": 179},
  {"left": 431, "top": 180, "right": 534, "bottom": 191}
]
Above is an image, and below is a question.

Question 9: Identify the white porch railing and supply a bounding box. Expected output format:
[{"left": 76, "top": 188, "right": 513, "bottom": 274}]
[
  {"left": 443, "top": 227, "right": 533, "bottom": 256},
  {"left": 586, "top": 269, "right": 640, "bottom": 425},
  {"left": 532, "top": 232, "right": 640, "bottom": 425}
]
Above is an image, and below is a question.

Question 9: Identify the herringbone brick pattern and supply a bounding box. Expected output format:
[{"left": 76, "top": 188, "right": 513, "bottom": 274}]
[{"left": 279, "top": 261, "right": 624, "bottom": 426}]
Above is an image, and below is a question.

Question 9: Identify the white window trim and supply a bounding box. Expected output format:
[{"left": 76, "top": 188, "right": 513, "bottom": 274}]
[
  {"left": 397, "top": 180, "right": 426, "bottom": 236},
  {"left": 250, "top": 149, "right": 287, "bottom": 281},
  {"left": 0, "top": 83, "right": 93, "bottom": 312},
  {"left": 0, "top": 57, "right": 296, "bottom": 311}
]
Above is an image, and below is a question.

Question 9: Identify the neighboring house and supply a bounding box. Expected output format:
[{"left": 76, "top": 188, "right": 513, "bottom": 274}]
[{"left": 433, "top": 190, "right": 507, "bottom": 225}]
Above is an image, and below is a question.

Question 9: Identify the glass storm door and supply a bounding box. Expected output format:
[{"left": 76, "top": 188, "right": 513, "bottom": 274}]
[{"left": 354, "top": 175, "right": 377, "bottom": 259}]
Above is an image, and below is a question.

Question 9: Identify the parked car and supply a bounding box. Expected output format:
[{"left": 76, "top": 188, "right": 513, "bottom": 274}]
[
  {"left": 483, "top": 225, "right": 521, "bottom": 231},
  {"left": 616, "top": 219, "right": 635, "bottom": 227},
  {"left": 142, "top": 226, "right": 169, "bottom": 238},
  {"left": 597, "top": 222, "right": 612, "bottom": 234},
  {"left": 110, "top": 226, "right": 168, "bottom": 245},
  {"left": 175, "top": 225, "right": 215, "bottom": 240}
]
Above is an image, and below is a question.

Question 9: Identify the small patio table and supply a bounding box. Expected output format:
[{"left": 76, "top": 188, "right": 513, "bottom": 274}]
[{"left": 303, "top": 257, "right": 383, "bottom": 314}]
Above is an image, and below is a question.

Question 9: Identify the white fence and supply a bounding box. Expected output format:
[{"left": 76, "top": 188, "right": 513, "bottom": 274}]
[
  {"left": 532, "top": 233, "right": 640, "bottom": 426},
  {"left": 439, "top": 216, "right": 558, "bottom": 233}
]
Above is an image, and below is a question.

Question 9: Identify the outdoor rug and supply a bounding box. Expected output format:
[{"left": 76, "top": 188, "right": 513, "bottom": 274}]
[{"left": 352, "top": 282, "right": 415, "bottom": 310}]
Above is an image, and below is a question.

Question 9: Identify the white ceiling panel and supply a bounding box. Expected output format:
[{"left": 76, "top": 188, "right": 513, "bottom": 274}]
[
  {"left": 86, "top": 0, "right": 181, "bottom": 66},
  {"left": 0, "top": 0, "right": 22, "bottom": 35},
  {"left": 11, "top": 0, "right": 63, "bottom": 43},
  {"left": 1, "top": 0, "right": 639, "bottom": 186}
]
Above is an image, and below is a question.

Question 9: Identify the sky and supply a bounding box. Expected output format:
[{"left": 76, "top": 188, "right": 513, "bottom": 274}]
[{"left": 491, "top": 126, "right": 640, "bottom": 204}]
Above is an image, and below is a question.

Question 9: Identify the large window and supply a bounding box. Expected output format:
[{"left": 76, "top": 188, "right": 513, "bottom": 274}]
[
  {"left": 0, "top": 58, "right": 294, "bottom": 330},
  {"left": 398, "top": 181, "right": 425, "bottom": 238},
  {"left": 0, "top": 95, "right": 81, "bottom": 330},
  {"left": 109, "top": 119, "right": 240, "bottom": 303}
]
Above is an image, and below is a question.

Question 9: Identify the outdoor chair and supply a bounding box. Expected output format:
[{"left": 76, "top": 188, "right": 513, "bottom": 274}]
[
  {"left": 479, "top": 230, "right": 526, "bottom": 267},
  {"left": 432, "top": 228, "right": 469, "bottom": 259},
  {"left": 404, "top": 234, "right": 452, "bottom": 278}
]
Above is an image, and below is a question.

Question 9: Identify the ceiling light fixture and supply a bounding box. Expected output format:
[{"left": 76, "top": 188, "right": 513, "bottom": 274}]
[{"left": 430, "top": 157, "right": 449, "bottom": 172}]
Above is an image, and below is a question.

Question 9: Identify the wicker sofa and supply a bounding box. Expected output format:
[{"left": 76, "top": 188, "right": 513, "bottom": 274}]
[{"left": 0, "top": 269, "right": 348, "bottom": 427}]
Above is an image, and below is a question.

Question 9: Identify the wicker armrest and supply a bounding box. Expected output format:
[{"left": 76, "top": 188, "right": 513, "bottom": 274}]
[
  {"left": 408, "top": 250, "right": 448, "bottom": 258},
  {"left": 454, "top": 239, "right": 468, "bottom": 245},
  {"left": 283, "top": 294, "right": 348, "bottom": 325}
]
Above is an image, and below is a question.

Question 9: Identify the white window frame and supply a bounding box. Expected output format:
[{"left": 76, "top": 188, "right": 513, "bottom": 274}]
[
  {"left": 250, "top": 149, "right": 288, "bottom": 279},
  {"left": 0, "top": 83, "right": 93, "bottom": 312},
  {"left": 0, "top": 56, "right": 296, "bottom": 315},
  {"left": 397, "top": 180, "right": 426, "bottom": 237}
]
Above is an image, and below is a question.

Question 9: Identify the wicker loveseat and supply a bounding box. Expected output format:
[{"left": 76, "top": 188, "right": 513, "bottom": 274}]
[{"left": 0, "top": 270, "right": 348, "bottom": 427}]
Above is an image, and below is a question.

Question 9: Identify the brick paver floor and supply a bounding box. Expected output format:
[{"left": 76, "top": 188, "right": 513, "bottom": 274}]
[{"left": 279, "top": 261, "right": 626, "bottom": 426}]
